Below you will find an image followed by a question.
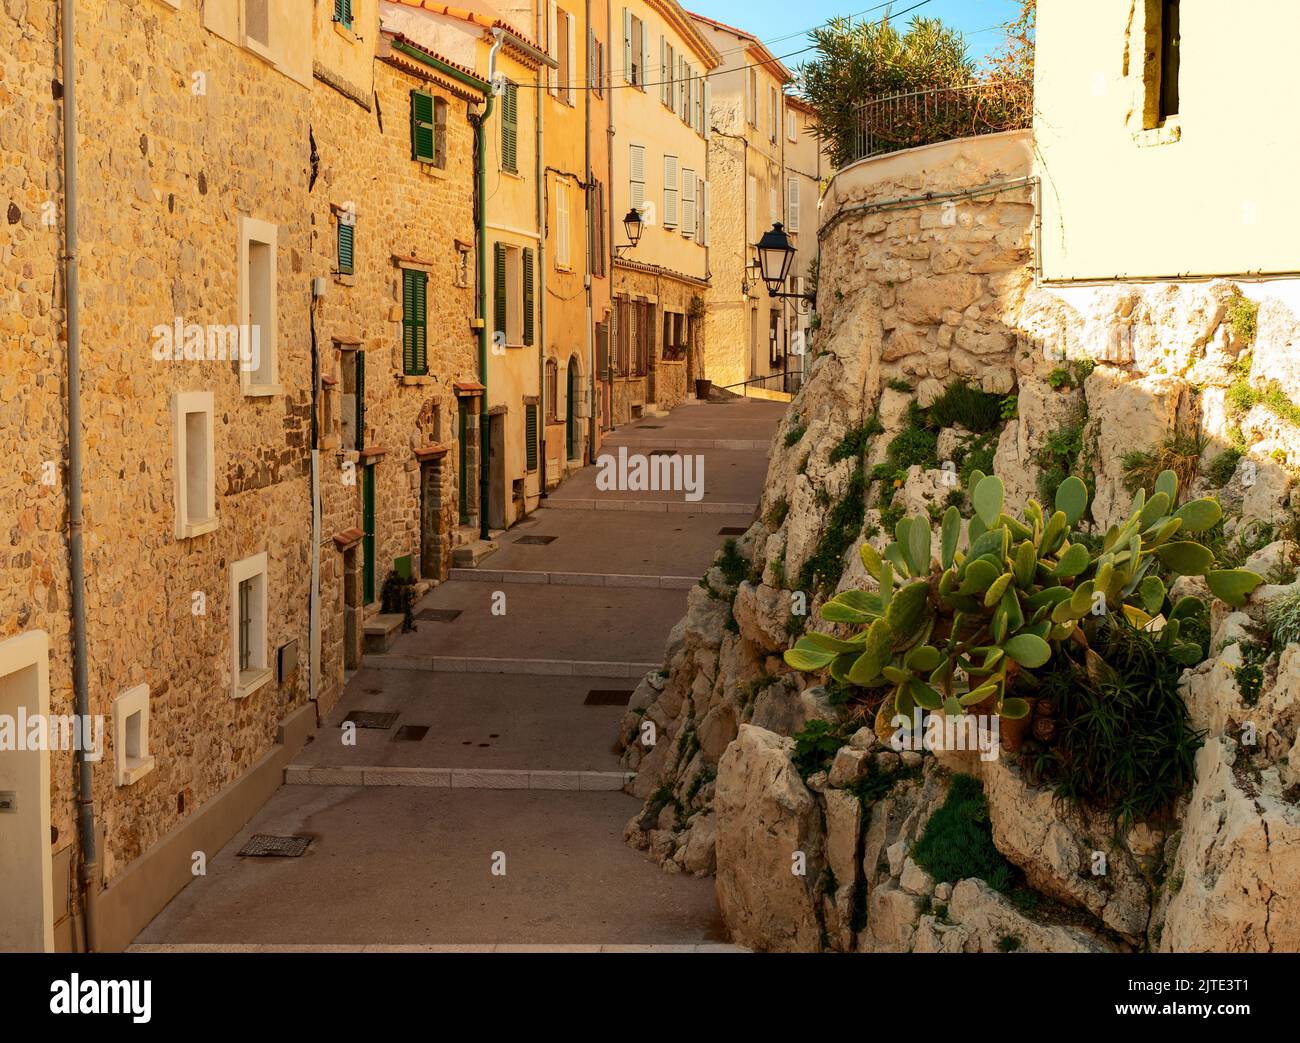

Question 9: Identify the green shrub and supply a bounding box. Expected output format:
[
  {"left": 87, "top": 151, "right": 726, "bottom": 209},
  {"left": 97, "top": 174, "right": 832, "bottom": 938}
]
[
  {"left": 784, "top": 421, "right": 808, "bottom": 448},
  {"left": 1121, "top": 431, "right": 1206, "bottom": 499},
  {"left": 1228, "top": 291, "right": 1258, "bottom": 344},
  {"left": 1268, "top": 587, "right": 1300, "bottom": 651},
  {"left": 911, "top": 774, "right": 1015, "bottom": 891},
  {"left": 830, "top": 414, "right": 884, "bottom": 463},
  {"left": 791, "top": 719, "right": 846, "bottom": 779},
  {"left": 886, "top": 377, "right": 914, "bottom": 393},
  {"left": 927, "top": 380, "right": 1006, "bottom": 434},
  {"left": 797, "top": 465, "right": 867, "bottom": 594},
  {"left": 887, "top": 425, "right": 939, "bottom": 470},
  {"left": 1206, "top": 448, "right": 1243, "bottom": 487},
  {"left": 1035, "top": 420, "right": 1086, "bottom": 507},
  {"left": 380, "top": 569, "right": 418, "bottom": 631},
  {"left": 716, "top": 538, "right": 748, "bottom": 587}
]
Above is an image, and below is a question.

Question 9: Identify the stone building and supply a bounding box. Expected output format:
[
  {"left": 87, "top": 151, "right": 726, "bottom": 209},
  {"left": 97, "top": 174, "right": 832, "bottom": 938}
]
[
  {"left": 311, "top": 3, "right": 485, "bottom": 711},
  {"left": 2, "top": 0, "right": 320, "bottom": 951},
  {"left": 604, "top": 0, "right": 719, "bottom": 425},
  {"left": 691, "top": 12, "right": 820, "bottom": 397}
]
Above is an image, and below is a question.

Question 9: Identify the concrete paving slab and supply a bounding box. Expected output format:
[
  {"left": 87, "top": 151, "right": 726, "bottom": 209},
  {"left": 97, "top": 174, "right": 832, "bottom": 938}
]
[
  {"left": 547, "top": 447, "right": 770, "bottom": 505},
  {"left": 294, "top": 668, "right": 636, "bottom": 772},
  {"left": 134, "top": 786, "right": 728, "bottom": 947}
]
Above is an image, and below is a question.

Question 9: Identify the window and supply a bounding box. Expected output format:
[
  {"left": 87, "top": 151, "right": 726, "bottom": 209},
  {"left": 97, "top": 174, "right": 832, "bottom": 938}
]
[
  {"left": 410, "top": 91, "right": 448, "bottom": 167},
  {"left": 787, "top": 109, "right": 797, "bottom": 143},
  {"left": 623, "top": 10, "right": 645, "bottom": 88},
  {"left": 629, "top": 144, "right": 646, "bottom": 213},
  {"left": 786, "top": 177, "right": 800, "bottom": 233},
  {"left": 769, "top": 310, "right": 781, "bottom": 366},
  {"left": 493, "top": 243, "right": 535, "bottom": 346},
  {"left": 1157, "top": 0, "right": 1180, "bottom": 121},
  {"left": 682, "top": 169, "right": 697, "bottom": 238},
  {"left": 336, "top": 209, "right": 354, "bottom": 276},
  {"left": 661, "top": 38, "right": 675, "bottom": 107},
  {"left": 590, "top": 31, "right": 605, "bottom": 98},
  {"left": 500, "top": 81, "right": 519, "bottom": 172},
  {"left": 769, "top": 86, "right": 779, "bottom": 143},
  {"left": 401, "top": 269, "right": 428, "bottom": 375},
  {"left": 663, "top": 155, "right": 678, "bottom": 229},
  {"left": 556, "top": 182, "right": 572, "bottom": 269},
  {"left": 112, "top": 685, "right": 154, "bottom": 787},
  {"left": 525, "top": 401, "right": 539, "bottom": 471},
  {"left": 172, "top": 391, "right": 216, "bottom": 539},
  {"left": 590, "top": 179, "right": 606, "bottom": 277},
  {"left": 770, "top": 182, "right": 779, "bottom": 226},
  {"left": 341, "top": 349, "right": 363, "bottom": 451},
  {"left": 746, "top": 68, "right": 758, "bottom": 125},
  {"left": 548, "top": 1, "right": 559, "bottom": 95},
  {"left": 614, "top": 297, "right": 630, "bottom": 375},
  {"left": 243, "top": 0, "right": 270, "bottom": 54},
  {"left": 333, "top": 0, "right": 353, "bottom": 31},
  {"left": 546, "top": 359, "right": 559, "bottom": 420},
  {"left": 555, "top": 7, "right": 576, "bottom": 106},
  {"left": 230, "top": 552, "right": 270, "bottom": 699},
  {"left": 238, "top": 216, "right": 278, "bottom": 393},
  {"left": 662, "top": 312, "right": 686, "bottom": 361}
]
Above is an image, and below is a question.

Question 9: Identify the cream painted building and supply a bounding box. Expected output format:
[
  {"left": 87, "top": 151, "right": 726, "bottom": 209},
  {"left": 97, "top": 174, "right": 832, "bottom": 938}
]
[
  {"left": 605, "top": 0, "right": 720, "bottom": 425},
  {"left": 692, "top": 12, "right": 812, "bottom": 395}
]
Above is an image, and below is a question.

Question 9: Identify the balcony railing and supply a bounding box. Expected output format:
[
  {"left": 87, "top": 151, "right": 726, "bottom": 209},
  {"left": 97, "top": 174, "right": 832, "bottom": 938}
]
[{"left": 851, "top": 78, "right": 1033, "bottom": 162}]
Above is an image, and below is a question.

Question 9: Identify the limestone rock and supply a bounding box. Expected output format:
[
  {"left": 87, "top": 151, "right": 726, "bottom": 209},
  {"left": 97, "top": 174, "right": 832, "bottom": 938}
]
[{"left": 913, "top": 879, "right": 1119, "bottom": 953}]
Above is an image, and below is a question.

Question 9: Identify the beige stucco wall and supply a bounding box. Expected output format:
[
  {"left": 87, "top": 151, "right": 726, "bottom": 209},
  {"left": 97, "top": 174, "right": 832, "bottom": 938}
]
[{"left": 1036, "top": 0, "right": 1300, "bottom": 280}]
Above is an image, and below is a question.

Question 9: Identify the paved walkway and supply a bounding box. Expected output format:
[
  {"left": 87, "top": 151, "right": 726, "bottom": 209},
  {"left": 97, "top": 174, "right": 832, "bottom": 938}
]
[{"left": 134, "top": 398, "right": 785, "bottom": 949}]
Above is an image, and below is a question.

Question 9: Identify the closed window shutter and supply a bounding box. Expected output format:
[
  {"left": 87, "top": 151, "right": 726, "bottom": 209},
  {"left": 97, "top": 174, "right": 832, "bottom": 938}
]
[
  {"left": 522, "top": 247, "right": 535, "bottom": 346},
  {"left": 337, "top": 219, "right": 354, "bottom": 275},
  {"left": 501, "top": 83, "right": 518, "bottom": 172},
  {"left": 402, "top": 269, "right": 416, "bottom": 373},
  {"left": 622, "top": 9, "right": 631, "bottom": 83},
  {"left": 566, "top": 14, "right": 576, "bottom": 105},
  {"left": 334, "top": 0, "right": 352, "bottom": 30},
  {"left": 547, "top": 1, "right": 558, "bottom": 95},
  {"left": 629, "top": 144, "right": 645, "bottom": 211},
  {"left": 413, "top": 270, "right": 427, "bottom": 374},
  {"left": 663, "top": 155, "right": 677, "bottom": 228},
  {"left": 493, "top": 243, "right": 507, "bottom": 339},
  {"left": 787, "top": 177, "right": 800, "bottom": 233},
  {"left": 640, "top": 23, "right": 647, "bottom": 93},
  {"left": 682, "top": 170, "right": 696, "bottom": 237},
  {"left": 411, "top": 91, "right": 435, "bottom": 162},
  {"left": 525, "top": 402, "right": 539, "bottom": 470},
  {"left": 659, "top": 37, "right": 667, "bottom": 105}
]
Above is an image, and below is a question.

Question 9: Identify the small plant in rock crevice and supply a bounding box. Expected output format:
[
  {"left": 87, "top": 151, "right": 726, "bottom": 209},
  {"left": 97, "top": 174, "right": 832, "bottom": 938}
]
[
  {"left": 1034, "top": 417, "right": 1088, "bottom": 508},
  {"left": 911, "top": 773, "right": 1016, "bottom": 891},
  {"left": 791, "top": 718, "right": 849, "bottom": 779},
  {"left": 1268, "top": 587, "right": 1300, "bottom": 651},
  {"left": 1206, "top": 448, "right": 1243, "bottom": 488},
  {"left": 926, "top": 380, "right": 1007, "bottom": 434},
  {"left": 1122, "top": 431, "right": 1206, "bottom": 500},
  {"left": 784, "top": 420, "right": 809, "bottom": 448}
]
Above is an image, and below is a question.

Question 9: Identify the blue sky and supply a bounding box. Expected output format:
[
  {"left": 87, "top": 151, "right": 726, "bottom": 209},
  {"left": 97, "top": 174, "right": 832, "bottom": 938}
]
[{"left": 688, "top": 0, "right": 1023, "bottom": 68}]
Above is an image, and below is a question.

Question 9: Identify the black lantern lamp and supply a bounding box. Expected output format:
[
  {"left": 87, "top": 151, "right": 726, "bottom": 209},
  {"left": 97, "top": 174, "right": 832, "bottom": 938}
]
[
  {"left": 755, "top": 223, "right": 816, "bottom": 307},
  {"left": 615, "top": 208, "right": 644, "bottom": 256}
]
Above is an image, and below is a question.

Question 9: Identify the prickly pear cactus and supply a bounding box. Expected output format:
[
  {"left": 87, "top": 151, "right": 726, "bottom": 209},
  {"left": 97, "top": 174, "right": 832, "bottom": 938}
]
[{"left": 783, "top": 468, "right": 1263, "bottom": 739}]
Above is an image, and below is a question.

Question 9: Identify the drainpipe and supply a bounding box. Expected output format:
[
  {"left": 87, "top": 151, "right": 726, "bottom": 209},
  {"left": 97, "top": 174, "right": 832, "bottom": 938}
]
[
  {"left": 60, "top": 0, "right": 98, "bottom": 953},
  {"left": 584, "top": 0, "right": 595, "bottom": 462},
  {"left": 389, "top": 38, "right": 495, "bottom": 540},
  {"left": 536, "top": 58, "right": 546, "bottom": 501}
]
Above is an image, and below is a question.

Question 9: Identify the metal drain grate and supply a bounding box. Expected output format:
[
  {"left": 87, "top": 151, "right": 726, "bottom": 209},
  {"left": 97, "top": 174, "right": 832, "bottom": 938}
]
[
  {"left": 515, "top": 534, "right": 557, "bottom": 545},
  {"left": 649, "top": 449, "right": 679, "bottom": 457},
  {"left": 343, "top": 710, "right": 399, "bottom": 730},
  {"left": 637, "top": 424, "right": 665, "bottom": 429},
  {"left": 415, "top": 608, "right": 462, "bottom": 622},
  {"left": 585, "top": 689, "right": 634, "bottom": 706},
  {"left": 718, "top": 527, "right": 747, "bottom": 536},
  {"left": 394, "top": 724, "right": 430, "bottom": 742},
  {"left": 238, "top": 834, "right": 312, "bottom": 858}
]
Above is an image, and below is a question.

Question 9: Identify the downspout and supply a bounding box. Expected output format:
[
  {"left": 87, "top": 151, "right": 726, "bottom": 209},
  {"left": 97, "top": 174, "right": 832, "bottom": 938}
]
[
  {"left": 481, "top": 31, "right": 503, "bottom": 539},
  {"left": 536, "top": 57, "right": 546, "bottom": 500},
  {"left": 389, "top": 37, "right": 495, "bottom": 541},
  {"left": 584, "top": 0, "right": 595, "bottom": 462},
  {"left": 61, "top": 0, "right": 98, "bottom": 953},
  {"left": 605, "top": 0, "right": 615, "bottom": 425}
]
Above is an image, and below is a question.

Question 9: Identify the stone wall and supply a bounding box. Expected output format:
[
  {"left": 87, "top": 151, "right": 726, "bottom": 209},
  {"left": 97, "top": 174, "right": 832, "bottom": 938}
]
[{"left": 617, "top": 128, "right": 1300, "bottom": 952}]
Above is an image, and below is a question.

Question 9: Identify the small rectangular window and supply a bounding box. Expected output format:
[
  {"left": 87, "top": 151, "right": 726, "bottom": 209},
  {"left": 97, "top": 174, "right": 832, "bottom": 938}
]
[
  {"left": 500, "top": 82, "right": 519, "bottom": 172},
  {"left": 243, "top": 0, "right": 269, "bottom": 50},
  {"left": 333, "top": 0, "right": 353, "bottom": 31},
  {"left": 230, "top": 552, "right": 270, "bottom": 699},
  {"left": 337, "top": 214, "right": 354, "bottom": 276},
  {"left": 629, "top": 144, "right": 646, "bottom": 213},
  {"left": 525, "top": 402, "right": 539, "bottom": 471},
  {"left": 238, "top": 216, "right": 278, "bottom": 393},
  {"left": 112, "top": 685, "right": 155, "bottom": 787},
  {"left": 1158, "top": 0, "right": 1180, "bottom": 120},
  {"left": 411, "top": 91, "right": 447, "bottom": 167},
  {"left": 172, "top": 391, "right": 216, "bottom": 539}
]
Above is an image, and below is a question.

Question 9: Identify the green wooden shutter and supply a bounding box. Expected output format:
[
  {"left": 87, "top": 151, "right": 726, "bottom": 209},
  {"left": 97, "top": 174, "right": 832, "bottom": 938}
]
[
  {"left": 522, "top": 247, "right": 535, "bottom": 346},
  {"left": 501, "top": 83, "right": 518, "bottom": 172},
  {"left": 413, "top": 270, "right": 427, "bottom": 374},
  {"left": 356, "top": 348, "right": 366, "bottom": 447},
  {"left": 337, "top": 219, "right": 354, "bottom": 275},
  {"left": 411, "top": 91, "right": 435, "bottom": 162},
  {"left": 525, "top": 402, "right": 538, "bottom": 471},
  {"left": 335, "top": 0, "right": 352, "bottom": 30},
  {"left": 493, "top": 243, "right": 507, "bottom": 340},
  {"left": 401, "top": 269, "right": 427, "bottom": 375}
]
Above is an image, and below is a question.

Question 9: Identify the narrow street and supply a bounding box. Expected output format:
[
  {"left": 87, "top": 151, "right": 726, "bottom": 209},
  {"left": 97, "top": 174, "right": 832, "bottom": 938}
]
[{"left": 131, "top": 398, "right": 785, "bottom": 951}]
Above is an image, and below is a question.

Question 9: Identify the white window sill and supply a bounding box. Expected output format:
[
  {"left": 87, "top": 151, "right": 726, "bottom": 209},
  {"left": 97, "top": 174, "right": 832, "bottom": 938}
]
[
  {"left": 117, "top": 755, "right": 156, "bottom": 787},
  {"left": 179, "top": 517, "right": 219, "bottom": 540},
  {"left": 1133, "top": 119, "right": 1181, "bottom": 148},
  {"left": 332, "top": 21, "right": 358, "bottom": 44},
  {"left": 242, "top": 383, "right": 284, "bottom": 398},
  {"left": 234, "top": 666, "right": 274, "bottom": 700},
  {"left": 244, "top": 36, "right": 276, "bottom": 67}
]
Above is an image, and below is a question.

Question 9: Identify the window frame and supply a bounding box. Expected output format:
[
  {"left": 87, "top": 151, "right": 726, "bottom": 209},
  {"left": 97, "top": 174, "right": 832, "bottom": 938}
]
[
  {"left": 237, "top": 215, "right": 280, "bottom": 395},
  {"left": 229, "top": 551, "right": 271, "bottom": 700},
  {"left": 112, "top": 684, "right": 155, "bottom": 787},
  {"left": 172, "top": 390, "right": 217, "bottom": 540}
]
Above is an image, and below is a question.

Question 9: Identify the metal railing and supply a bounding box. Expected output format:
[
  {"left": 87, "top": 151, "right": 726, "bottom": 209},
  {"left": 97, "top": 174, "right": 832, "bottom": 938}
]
[{"left": 851, "top": 78, "right": 1033, "bottom": 162}]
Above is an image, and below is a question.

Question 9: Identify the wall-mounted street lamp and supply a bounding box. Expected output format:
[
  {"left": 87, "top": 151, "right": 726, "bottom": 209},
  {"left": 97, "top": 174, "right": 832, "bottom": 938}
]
[
  {"left": 614, "top": 208, "right": 644, "bottom": 257},
  {"left": 756, "top": 222, "right": 816, "bottom": 312}
]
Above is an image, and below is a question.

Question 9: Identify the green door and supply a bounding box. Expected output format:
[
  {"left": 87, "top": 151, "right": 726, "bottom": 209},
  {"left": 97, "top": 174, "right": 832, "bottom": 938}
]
[
  {"left": 362, "top": 464, "right": 376, "bottom": 604},
  {"left": 565, "top": 365, "right": 576, "bottom": 460},
  {"left": 458, "top": 399, "right": 469, "bottom": 524}
]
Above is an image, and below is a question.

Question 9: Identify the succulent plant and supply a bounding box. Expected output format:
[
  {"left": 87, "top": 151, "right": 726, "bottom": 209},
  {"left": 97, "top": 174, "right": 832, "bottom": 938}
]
[{"left": 783, "top": 468, "right": 1264, "bottom": 740}]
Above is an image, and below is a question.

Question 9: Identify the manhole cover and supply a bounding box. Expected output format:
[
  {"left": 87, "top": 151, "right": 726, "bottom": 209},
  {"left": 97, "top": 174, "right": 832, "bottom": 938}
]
[
  {"left": 238, "top": 834, "right": 312, "bottom": 858},
  {"left": 637, "top": 424, "right": 665, "bottom": 429},
  {"left": 394, "top": 724, "right": 430, "bottom": 741},
  {"left": 585, "top": 689, "right": 634, "bottom": 706},
  {"left": 343, "top": 710, "right": 399, "bottom": 730},
  {"left": 515, "top": 534, "right": 557, "bottom": 545},
  {"left": 650, "top": 449, "right": 679, "bottom": 457},
  {"left": 718, "top": 527, "right": 747, "bottom": 536},
  {"left": 415, "top": 608, "right": 462, "bottom": 622}
]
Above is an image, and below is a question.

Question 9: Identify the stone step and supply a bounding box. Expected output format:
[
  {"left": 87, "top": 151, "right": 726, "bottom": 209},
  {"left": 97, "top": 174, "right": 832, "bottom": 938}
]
[
  {"left": 451, "top": 539, "right": 500, "bottom": 568},
  {"left": 362, "top": 654, "right": 660, "bottom": 677},
  {"left": 543, "top": 498, "right": 757, "bottom": 514},
  {"left": 128, "top": 942, "right": 748, "bottom": 953},
  {"left": 285, "top": 764, "right": 635, "bottom": 791},
  {"left": 599, "top": 436, "right": 771, "bottom": 451},
  {"left": 361, "top": 613, "right": 405, "bottom": 654},
  {"left": 447, "top": 568, "right": 697, "bottom": 589}
]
